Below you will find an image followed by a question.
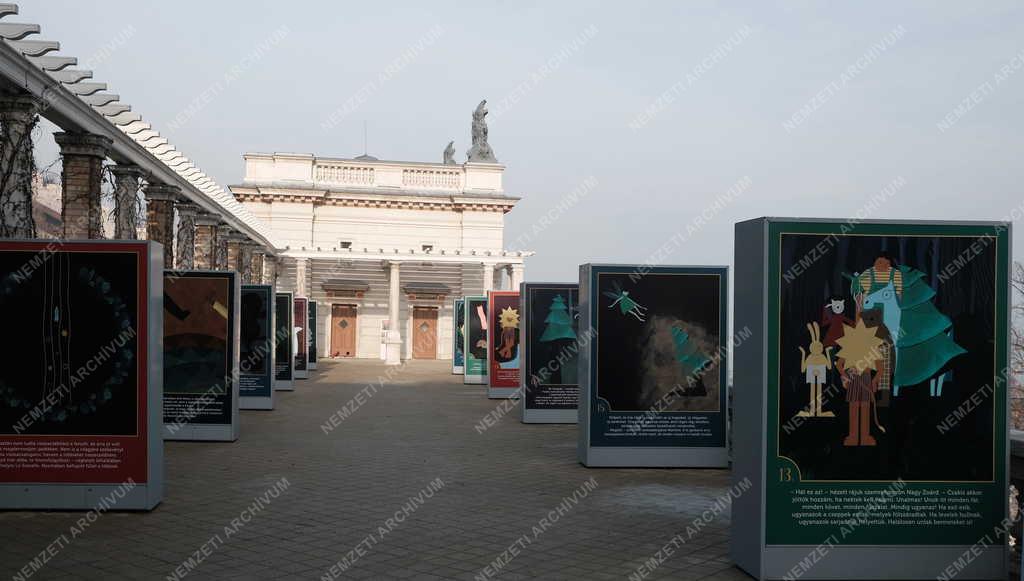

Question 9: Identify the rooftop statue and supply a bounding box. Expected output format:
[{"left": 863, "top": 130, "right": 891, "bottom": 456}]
[
  {"left": 443, "top": 140, "right": 456, "bottom": 165},
  {"left": 466, "top": 100, "right": 497, "bottom": 162}
]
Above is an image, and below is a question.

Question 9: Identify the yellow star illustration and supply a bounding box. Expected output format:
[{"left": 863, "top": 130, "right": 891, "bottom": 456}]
[
  {"left": 835, "top": 319, "right": 884, "bottom": 373},
  {"left": 499, "top": 306, "right": 520, "bottom": 329}
]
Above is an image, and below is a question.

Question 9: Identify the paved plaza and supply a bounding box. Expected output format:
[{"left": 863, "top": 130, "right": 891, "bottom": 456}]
[{"left": 0, "top": 360, "right": 742, "bottom": 581}]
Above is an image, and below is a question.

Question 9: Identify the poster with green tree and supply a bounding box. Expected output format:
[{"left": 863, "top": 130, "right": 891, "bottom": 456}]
[{"left": 524, "top": 284, "right": 581, "bottom": 423}]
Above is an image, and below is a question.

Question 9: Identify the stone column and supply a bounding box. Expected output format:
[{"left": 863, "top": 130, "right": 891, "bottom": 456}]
[
  {"left": 193, "top": 211, "right": 219, "bottom": 269},
  {"left": 174, "top": 200, "right": 199, "bottom": 270},
  {"left": 508, "top": 263, "right": 524, "bottom": 290},
  {"left": 295, "top": 258, "right": 309, "bottom": 297},
  {"left": 482, "top": 263, "right": 495, "bottom": 292},
  {"left": 0, "top": 95, "right": 39, "bottom": 238},
  {"left": 110, "top": 164, "right": 144, "bottom": 239},
  {"left": 55, "top": 132, "right": 112, "bottom": 239},
  {"left": 385, "top": 261, "right": 402, "bottom": 365},
  {"left": 239, "top": 242, "right": 254, "bottom": 283},
  {"left": 214, "top": 224, "right": 231, "bottom": 270},
  {"left": 144, "top": 183, "right": 179, "bottom": 266}
]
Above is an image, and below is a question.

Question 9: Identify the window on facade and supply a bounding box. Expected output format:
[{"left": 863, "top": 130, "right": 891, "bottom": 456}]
[
  {"left": 421, "top": 244, "right": 434, "bottom": 252},
  {"left": 339, "top": 241, "right": 352, "bottom": 249}
]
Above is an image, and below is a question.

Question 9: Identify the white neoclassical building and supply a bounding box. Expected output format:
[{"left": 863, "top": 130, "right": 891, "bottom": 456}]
[{"left": 230, "top": 151, "right": 530, "bottom": 362}]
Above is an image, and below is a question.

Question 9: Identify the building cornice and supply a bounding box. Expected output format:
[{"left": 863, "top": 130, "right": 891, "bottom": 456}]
[
  {"left": 231, "top": 183, "right": 519, "bottom": 213},
  {"left": 281, "top": 246, "right": 534, "bottom": 265}
]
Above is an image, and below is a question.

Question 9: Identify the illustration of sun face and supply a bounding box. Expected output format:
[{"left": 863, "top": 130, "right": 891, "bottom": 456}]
[{"left": 499, "top": 306, "right": 520, "bottom": 329}]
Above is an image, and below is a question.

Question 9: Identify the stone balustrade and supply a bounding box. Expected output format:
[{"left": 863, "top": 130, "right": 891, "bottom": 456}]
[{"left": 242, "top": 152, "right": 504, "bottom": 195}]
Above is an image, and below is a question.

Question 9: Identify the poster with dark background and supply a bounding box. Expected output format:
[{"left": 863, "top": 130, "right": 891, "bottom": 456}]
[
  {"left": 275, "top": 293, "right": 293, "bottom": 381},
  {"left": 308, "top": 301, "right": 317, "bottom": 364},
  {"left": 588, "top": 266, "right": 726, "bottom": 448},
  {"left": 524, "top": 284, "right": 580, "bottom": 410},
  {"left": 488, "top": 292, "right": 521, "bottom": 388},
  {"left": 764, "top": 220, "right": 1008, "bottom": 548},
  {"left": 294, "top": 298, "right": 307, "bottom": 373},
  {"left": 240, "top": 285, "right": 273, "bottom": 398},
  {"left": 464, "top": 296, "right": 488, "bottom": 378},
  {"left": 163, "top": 272, "right": 234, "bottom": 426},
  {"left": 0, "top": 247, "right": 141, "bottom": 436},
  {"left": 776, "top": 232, "right": 998, "bottom": 483}
]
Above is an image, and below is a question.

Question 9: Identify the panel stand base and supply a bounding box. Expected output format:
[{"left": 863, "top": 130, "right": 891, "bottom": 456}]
[
  {"left": 163, "top": 423, "right": 238, "bottom": 442},
  {"left": 579, "top": 446, "right": 728, "bottom": 468},
  {"left": 0, "top": 483, "right": 162, "bottom": 511},
  {"left": 523, "top": 409, "right": 577, "bottom": 423},
  {"left": 239, "top": 396, "right": 274, "bottom": 410},
  {"left": 488, "top": 387, "right": 519, "bottom": 399},
  {"left": 752, "top": 545, "right": 1006, "bottom": 580}
]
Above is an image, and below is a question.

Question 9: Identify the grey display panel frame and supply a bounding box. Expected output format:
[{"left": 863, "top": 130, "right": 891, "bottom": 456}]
[
  {"left": 0, "top": 240, "right": 164, "bottom": 510},
  {"left": 731, "top": 217, "right": 1009, "bottom": 580},
  {"left": 452, "top": 297, "right": 465, "bottom": 375},
  {"left": 274, "top": 292, "right": 294, "bottom": 391},
  {"left": 239, "top": 284, "right": 275, "bottom": 411},
  {"left": 577, "top": 263, "right": 729, "bottom": 468},
  {"left": 463, "top": 295, "right": 488, "bottom": 385},
  {"left": 521, "top": 282, "right": 579, "bottom": 424},
  {"left": 162, "top": 270, "right": 240, "bottom": 442},
  {"left": 308, "top": 300, "right": 318, "bottom": 371},
  {"left": 294, "top": 297, "right": 309, "bottom": 380},
  {"left": 487, "top": 290, "right": 520, "bottom": 399}
]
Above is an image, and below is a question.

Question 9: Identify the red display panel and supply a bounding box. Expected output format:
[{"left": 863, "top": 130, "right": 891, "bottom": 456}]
[
  {"left": 0, "top": 241, "right": 150, "bottom": 484},
  {"left": 488, "top": 291, "right": 521, "bottom": 388}
]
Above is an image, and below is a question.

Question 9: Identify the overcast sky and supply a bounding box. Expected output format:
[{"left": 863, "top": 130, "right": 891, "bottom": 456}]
[{"left": 29, "top": 1, "right": 1024, "bottom": 281}]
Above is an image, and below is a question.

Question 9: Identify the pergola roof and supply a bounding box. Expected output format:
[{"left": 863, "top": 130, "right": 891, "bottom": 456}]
[{"left": 0, "top": 3, "right": 280, "bottom": 252}]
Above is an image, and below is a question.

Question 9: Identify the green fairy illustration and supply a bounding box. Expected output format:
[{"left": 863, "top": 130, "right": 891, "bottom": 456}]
[{"left": 603, "top": 281, "right": 647, "bottom": 322}]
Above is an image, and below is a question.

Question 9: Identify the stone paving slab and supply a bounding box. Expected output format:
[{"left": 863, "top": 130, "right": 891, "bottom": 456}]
[{"left": 0, "top": 359, "right": 739, "bottom": 581}]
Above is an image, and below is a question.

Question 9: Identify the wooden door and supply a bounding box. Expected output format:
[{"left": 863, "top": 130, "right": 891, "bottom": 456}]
[
  {"left": 412, "top": 307, "right": 438, "bottom": 359},
  {"left": 331, "top": 304, "right": 357, "bottom": 358}
]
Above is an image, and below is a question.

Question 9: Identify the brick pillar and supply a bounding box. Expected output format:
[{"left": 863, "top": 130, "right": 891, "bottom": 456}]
[
  {"left": 174, "top": 200, "right": 199, "bottom": 270},
  {"left": 193, "top": 211, "right": 219, "bottom": 269},
  {"left": 214, "top": 224, "right": 231, "bottom": 270},
  {"left": 110, "top": 164, "right": 144, "bottom": 239},
  {"left": 54, "top": 132, "right": 111, "bottom": 239},
  {"left": 252, "top": 251, "right": 265, "bottom": 284},
  {"left": 226, "top": 232, "right": 242, "bottom": 272},
  {"left": 239, "top": 242, "right": 254, "bottom": 282},
  {"left": 0, "top": 95, "right": 39, "bottom": 238},
  {"left": 144, "top": 183, "right": 179, "bottom": 266},
  {"left": 263, "top": 256, "right": 277, "bottom": 286}
]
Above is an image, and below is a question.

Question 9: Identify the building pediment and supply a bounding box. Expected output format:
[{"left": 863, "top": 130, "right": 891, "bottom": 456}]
[{"left": 322, "top": 278, "right": 370, "bottom": 298}]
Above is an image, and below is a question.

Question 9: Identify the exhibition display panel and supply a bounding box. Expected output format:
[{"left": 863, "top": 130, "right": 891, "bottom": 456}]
[
  {"left": 732, "top": 218, "right": 1009, "bottom": 580},
  {"left": 577, "top": 264, "right": 729, "bottom": 468}
]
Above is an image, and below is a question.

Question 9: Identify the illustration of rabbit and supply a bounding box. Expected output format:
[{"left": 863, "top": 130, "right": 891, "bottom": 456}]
[{"left": 797, "top": 322, "right": 834, "bottom": 418}]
